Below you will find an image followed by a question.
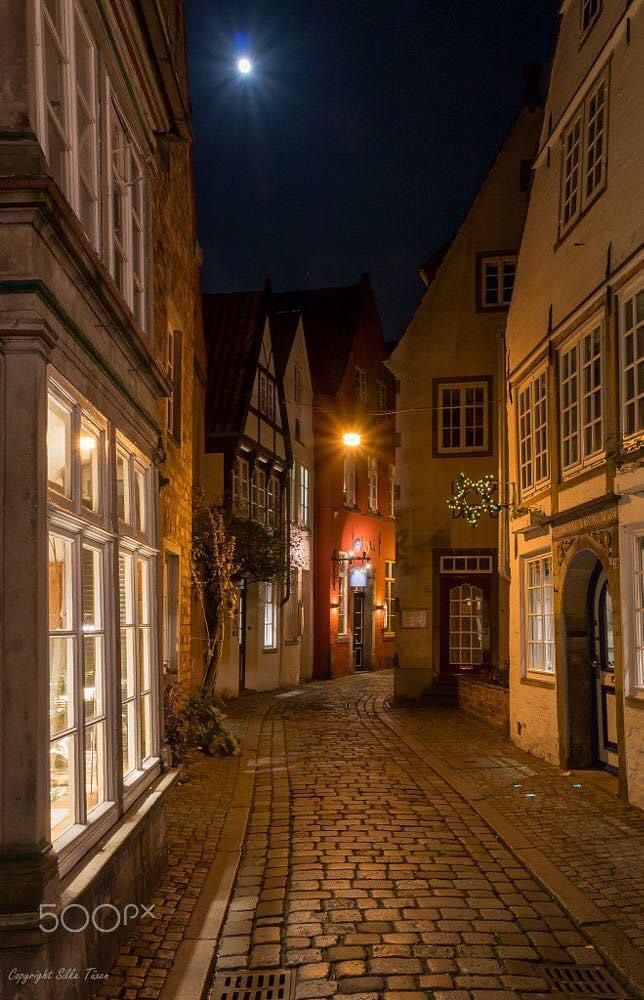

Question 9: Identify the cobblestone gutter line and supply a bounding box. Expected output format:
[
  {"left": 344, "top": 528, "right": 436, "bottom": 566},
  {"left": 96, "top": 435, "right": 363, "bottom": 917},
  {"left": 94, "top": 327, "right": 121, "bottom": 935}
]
[{"left": 376, "top": 692, "right": 644, "bottom": 998}]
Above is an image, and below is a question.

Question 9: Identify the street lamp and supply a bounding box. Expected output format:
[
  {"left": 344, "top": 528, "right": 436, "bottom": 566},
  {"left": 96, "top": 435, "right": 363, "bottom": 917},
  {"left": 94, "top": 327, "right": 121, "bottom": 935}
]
[{"left": 343, "top": 432, "right": 361, "bottom": 447}]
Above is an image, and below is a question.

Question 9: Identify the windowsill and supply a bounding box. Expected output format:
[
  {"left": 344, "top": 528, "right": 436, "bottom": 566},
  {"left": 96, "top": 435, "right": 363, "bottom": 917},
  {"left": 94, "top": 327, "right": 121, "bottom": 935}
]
[
  {"left": 54, "top": 800, "right": 119, "bottom": 879},
  {"left": 262, "top": 647, "right": 278, "bottom": 654},
  {"left": 560, "top": 453, "right": 606, "bottom": 484},
  {"left": 625, "top": 690, "right": 644, "bottom": 708},
  {"left": 518, "top": 481, "right": 551, "bottom": 506},
  {"left": 522, "top": 671, "right": 556, "bottom": 688},
  {"left": 123, "top": 758, "right": 162, "bottom": 812}
]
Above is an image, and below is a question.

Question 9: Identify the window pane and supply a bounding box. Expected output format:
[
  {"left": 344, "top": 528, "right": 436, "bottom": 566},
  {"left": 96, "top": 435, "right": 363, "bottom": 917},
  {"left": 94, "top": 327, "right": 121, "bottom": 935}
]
[
  {"left": 116, "top": 452, "right": 130, "bottom": 522},
  {"left": 137, "top": 558, "right": 150, "bottom": 624},
  {"left": 48, "top": 395, "right": 71, "bottom": 495},
  {"left": 134, "top": 468, "right": 147, "bottom": 534},
  {"left": 50, "top": 733, "right": 75, "bottom": 840},
  {"left": 80, "top": 421, "right": 100, "bottom": 511},
  {"left": 122, "top": 701, "right": 137, "bottom": 777},
  {"left": 85, "top": 722, "right": 105, "bottom": 813},
  {"left": 83, "top": 635, "right": 103, "bottom": 720},
  {"left": 82, "top": 545, "right": 102, "bottom": 629},
  {"left": 140, "top": 694, "right": 153, "bottom": 761},
  {"left": 138, "top": 627, "right": 151, "bottom": 692},
  {"left": 49, "top": 635, "right": 74, "bottom": 734},
  {"left": 119, "top": 553, "right": 134, "bottom": 623},
  {"left": 49, "top": 534, "right": 73, "bottom": 630}
]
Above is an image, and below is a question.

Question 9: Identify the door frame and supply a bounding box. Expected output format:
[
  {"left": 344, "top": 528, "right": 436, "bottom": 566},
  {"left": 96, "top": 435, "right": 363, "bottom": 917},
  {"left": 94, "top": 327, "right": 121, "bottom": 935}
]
[{"left": 434, "top": 549, "right": 497, "bottom": 678}]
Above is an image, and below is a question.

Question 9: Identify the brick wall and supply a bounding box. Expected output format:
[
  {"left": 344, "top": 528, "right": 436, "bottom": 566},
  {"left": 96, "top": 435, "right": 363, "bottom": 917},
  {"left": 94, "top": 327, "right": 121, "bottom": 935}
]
[{"left": 457, "top": 675, "right": 509, "bottom": 735}]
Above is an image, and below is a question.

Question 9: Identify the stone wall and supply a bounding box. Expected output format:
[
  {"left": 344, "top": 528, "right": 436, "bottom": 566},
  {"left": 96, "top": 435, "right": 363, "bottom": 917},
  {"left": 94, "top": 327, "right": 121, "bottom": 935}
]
[{"left": 457, "top": 675, "right": 509, "bottom": 735}]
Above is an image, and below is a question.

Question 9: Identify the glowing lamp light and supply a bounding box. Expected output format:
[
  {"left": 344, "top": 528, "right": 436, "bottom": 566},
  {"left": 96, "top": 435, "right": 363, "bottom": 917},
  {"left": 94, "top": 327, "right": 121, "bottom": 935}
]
[
  {"left": 237, "top": 56, "right": 253, "bottom": 75},
  {"left": 80, "top": 435, "right": 96, "bottom": 453},
  {"left": 343, "top": 432, "right": 361, "bottom": 447}
]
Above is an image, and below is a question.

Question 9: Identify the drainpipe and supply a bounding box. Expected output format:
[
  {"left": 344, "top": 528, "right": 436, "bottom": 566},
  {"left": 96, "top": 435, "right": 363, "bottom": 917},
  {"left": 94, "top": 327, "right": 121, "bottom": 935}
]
[{"left": 280, "top": 474, "right": 291, "bottom": 608}]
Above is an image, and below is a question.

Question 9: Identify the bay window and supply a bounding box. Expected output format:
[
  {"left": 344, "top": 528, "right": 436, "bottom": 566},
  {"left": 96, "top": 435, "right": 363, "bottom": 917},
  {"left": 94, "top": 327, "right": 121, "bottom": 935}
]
[
  {"left": 48, "top": 378, "right": 159, "bottom": 863},
  {"left": 621, "top": 284, "right": 644, "bottom": 441}
]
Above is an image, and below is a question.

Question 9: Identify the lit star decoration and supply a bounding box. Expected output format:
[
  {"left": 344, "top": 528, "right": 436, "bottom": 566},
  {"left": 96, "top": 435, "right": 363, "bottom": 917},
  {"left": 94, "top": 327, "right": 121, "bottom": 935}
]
[{"left": 446, "top": 473, "right": 502, "bottom": 527}]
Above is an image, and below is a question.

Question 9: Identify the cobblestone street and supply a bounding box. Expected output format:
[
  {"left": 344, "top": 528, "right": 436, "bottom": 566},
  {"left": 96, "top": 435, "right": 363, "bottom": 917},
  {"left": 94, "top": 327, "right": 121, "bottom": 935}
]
[{"left": 105, "top": 674, "right": 644, "bottom": 999}]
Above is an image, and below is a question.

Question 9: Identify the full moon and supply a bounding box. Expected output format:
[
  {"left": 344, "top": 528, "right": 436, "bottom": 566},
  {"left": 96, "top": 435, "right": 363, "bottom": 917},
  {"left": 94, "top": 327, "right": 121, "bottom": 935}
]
[{"left": 237, "top": 56, "right": 253, "bottom": 75}]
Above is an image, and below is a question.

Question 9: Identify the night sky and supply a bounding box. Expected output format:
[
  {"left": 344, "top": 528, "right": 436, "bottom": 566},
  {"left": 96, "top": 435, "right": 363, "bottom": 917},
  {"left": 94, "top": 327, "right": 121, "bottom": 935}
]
[{"left": 185, "top": 1, "right": 561, "bottom": 341}]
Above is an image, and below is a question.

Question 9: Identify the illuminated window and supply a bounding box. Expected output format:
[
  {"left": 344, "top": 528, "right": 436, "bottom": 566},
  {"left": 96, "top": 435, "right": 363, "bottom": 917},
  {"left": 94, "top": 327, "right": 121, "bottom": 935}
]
[
  {"left": 525, "top": 554, "right": 555, "bottom": 674},
  {"left": 48, "top": 392, "right": 72, "bottom": 497},
  {"left": 384, "top": 561, "right": 395, "bottom": 634},
  {"left": 299, "top": 464, "right": 309, "bottom": 526},
  {"left": 119, "top": 551, "right": 154, "bottom": 776}
]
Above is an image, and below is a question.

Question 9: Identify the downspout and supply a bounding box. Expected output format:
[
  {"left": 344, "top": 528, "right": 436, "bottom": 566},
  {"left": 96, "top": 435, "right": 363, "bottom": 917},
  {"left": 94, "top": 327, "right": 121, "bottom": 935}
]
[{"left": 280, "top": 473, "right": 291, "bottom": 608}]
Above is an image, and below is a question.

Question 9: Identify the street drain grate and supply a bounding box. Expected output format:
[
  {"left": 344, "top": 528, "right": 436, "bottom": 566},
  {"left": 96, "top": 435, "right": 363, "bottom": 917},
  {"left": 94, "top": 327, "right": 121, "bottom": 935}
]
[
  {"left": 211, "top": 969, "right": 294, "bottom": 1000},
  {"left": 536, "top": 965, "right": 626, "bottom": 997}
]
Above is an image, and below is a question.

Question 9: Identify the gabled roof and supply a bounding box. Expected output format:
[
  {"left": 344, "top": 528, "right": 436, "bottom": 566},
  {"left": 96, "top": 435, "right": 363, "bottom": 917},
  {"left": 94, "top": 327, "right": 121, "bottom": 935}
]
[
  {"left": 202, "top": 290, "right": 267, "bottom": 442},
  {"left": 271, "top": 277, "right": 373, "bottom": 396},
  {"left": 269, "top": 306, "right": 302, "bottom": 381}
]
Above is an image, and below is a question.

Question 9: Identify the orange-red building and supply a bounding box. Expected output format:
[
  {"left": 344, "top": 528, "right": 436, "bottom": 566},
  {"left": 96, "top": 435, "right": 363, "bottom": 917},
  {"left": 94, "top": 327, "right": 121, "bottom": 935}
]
[{"left": 274, "top": 276, "right": 396, "bottom": 679}]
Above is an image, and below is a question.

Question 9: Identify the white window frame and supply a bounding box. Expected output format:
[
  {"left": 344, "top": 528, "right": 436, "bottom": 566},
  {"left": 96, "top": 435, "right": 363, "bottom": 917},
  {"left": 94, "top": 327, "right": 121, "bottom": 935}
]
[
  {"left": 517, "top": 367, "right": 549, "bottom": 498},
  {"left": 619, "top": 278, "right": 644, "bottom": 444},
  {"left": 558, "top": 320, "right": 604, "bottom": 476},
  {"left": 290, "top": 462, "right": 298, "bottom": 523},
  {"left": 344, "top": 453, "right": 356, "bottom": 507},
  {"left": 354, "top": 367, "right": 367, "bottom": 403},
  {"left": 437, "top": 381, "right": 489, "bottom": 453},
  {"left": 267, "top": 474, "right": 280, "bottom": 530},
  {"left": 480, "top": 255, "right": 517, "bottom": 309},
  {"left": 251, "top": 467, "right": 266, "bottom": 524},
  {"left": 107, "top": 84, "right": 147, "bottom": 330},
  {"left": 384, "top": 561, "right": 395, "bottom": 634},
  {"left": 263, "top": 581, "right": 277, "bottom": 649},
  {"left": 367, "top": 455, "right": 378, "bottom": 512},
  {"left": 560, "top": 71, "right": 608, "bottom": 234},
  {"left": 299, "top": 464, "right": 310, "bottom": 526},
  {"left": 523, "top": 553, "right": 555, "bottom": 676},
  {"left": 47, "top": 378, "right": 159, "bottom": 875}
]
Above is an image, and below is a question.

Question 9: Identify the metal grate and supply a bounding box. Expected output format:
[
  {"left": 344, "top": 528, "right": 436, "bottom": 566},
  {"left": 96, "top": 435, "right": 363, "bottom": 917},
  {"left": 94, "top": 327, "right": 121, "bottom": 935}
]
[
  {"left": 536, "top": 965, "right": 627, "bottom": 998},
  {"left": 211, "top": 969, "right": 294, "bottom": 1000}
]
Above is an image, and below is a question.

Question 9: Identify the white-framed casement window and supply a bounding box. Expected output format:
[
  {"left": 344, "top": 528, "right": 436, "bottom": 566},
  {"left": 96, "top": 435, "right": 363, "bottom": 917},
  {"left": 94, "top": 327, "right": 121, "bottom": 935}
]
[
  {"left": 524, "top": 553, "right": 555, "bottom": 674},
  {"left": 517, "top": 369, "right": 549, "bottom": 497},
  {"left": 266, "top": 475, "right": 280, "bottom": 530},
  {"left": 337, "top": 559, "right": 348, "bottom": 636},
  {"left": 259, "top": 372, "right": 275, "bottom": 421},
  {"left": 108, "top": 90, "right": 146, "bottom": 329},
  {"left": 49, "top": 531, "right": 108, "bottom": 842},
  {"left": 377, "top": 381, "right": 387, "bottom": 412},
  {"left": 47, "top": 378, "right": 159, "bottom": 866},
  {"left": 289, "top": 462, "right": 298, "bottom": 523},
  {"left": 299, "top": 464, "right": 310, "bottom": 526},
  {"left": 631, "top": 535, "right": 644, "bottom": 692},
  {"left": 384, "top": 561, "right": 395, "bottom": 634},
  {"left": 294, "top": 364, "right": 303, "bottom": 441},
  {"left": 344, "top": 453, "right": 356, "bottom": 506},
  {"left": 232, "top": 455, "right": 250, "bottom": 516},
  {"left": 437, "top": 381, "right": 489, "bottom": 453},
  {"left": 251, "top": 467, "right": 266, "bottom": 523},
  {"left": 34, "top": 0, "right": 100, "bottom": 248},
  {"left": 388, "top": 464, "right": 396, "bottom": 517},
  {"left": 287, "top": 567, "right": 302, "bottom": 640},
  {"left": 480, "top": 255, "right": 517, "bottom": 308},
  {"left": 559, "top": 322, "right": 603, "bottom": 474},
  {"left": 367, "top": 456, "right": 378, "bottom": 512},
  {"left": 620, "top": 283, "right": 644, "bottom": 442},
  {"left": 354, "top": 367, "right": 367, "bottom": 403},
  {"left": 581, "top": 0, "right": 601, "bottom": 35},
  {"left": 263, "top": 581, "right": 277, "bottom": 649},
  {"left": 166, "top": 330, "right": 183, "bottom": 441},
  {"left": 560, "top": 72, "right": 608, "bottom": 232}
]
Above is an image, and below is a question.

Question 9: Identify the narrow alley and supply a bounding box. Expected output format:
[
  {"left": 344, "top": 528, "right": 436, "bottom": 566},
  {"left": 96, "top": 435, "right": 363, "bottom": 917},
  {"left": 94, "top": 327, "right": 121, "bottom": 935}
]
[{"left": 104, "top": 674, "right": 644, "bottom": 1000}]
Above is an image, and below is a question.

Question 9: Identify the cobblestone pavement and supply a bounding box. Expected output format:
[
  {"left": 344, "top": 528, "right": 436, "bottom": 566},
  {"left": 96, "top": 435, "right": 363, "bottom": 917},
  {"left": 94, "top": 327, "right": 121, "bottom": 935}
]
[
  {"left": 212, "top": 674, "right": 641, "bottom": 999},
  {"left": 98, "top": 691, "right": 275, "bottom": 999}
]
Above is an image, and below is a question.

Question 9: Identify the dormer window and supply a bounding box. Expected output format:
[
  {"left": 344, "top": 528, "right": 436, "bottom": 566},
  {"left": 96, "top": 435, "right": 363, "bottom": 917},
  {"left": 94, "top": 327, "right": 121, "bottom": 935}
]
[
  {"left": 259, "top": 372, "right": 275, "bottom": 421},
  {"left": 581, "top": 0, "right": 601, "bottom": 37}
]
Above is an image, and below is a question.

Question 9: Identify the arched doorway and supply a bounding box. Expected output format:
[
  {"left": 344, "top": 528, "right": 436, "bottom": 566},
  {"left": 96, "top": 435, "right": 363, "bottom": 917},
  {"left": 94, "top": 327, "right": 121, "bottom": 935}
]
[{"left": 562, "top": 549, "right": 619, "bottom": 772}]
